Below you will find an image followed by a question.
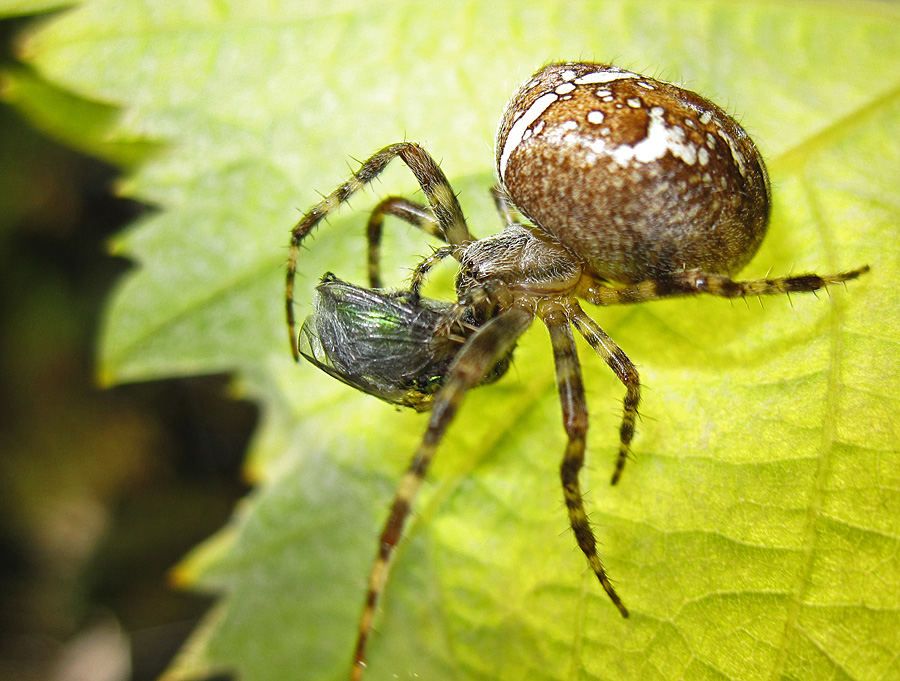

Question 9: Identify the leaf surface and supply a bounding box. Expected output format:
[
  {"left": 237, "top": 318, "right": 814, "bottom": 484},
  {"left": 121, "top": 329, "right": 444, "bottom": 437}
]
[{"left": 8, "top": 2, "right": 900, "bottom": 680}]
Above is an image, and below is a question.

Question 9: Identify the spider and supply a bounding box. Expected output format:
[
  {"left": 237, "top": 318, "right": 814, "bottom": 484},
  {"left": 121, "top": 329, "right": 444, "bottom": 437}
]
[{"left": 285, "top": 61, "right": 868, "bottom": 680}]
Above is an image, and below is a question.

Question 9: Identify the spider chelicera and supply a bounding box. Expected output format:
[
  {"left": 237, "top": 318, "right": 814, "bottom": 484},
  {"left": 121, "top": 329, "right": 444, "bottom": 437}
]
[{"left": 285, "top": 61, "right": 868, "bottom": 680}]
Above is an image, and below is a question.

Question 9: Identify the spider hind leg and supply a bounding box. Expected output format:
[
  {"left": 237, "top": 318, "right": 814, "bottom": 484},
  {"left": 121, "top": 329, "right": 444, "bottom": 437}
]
[{"left": 582, "top": 266, "right": 870, "bottom": 306}]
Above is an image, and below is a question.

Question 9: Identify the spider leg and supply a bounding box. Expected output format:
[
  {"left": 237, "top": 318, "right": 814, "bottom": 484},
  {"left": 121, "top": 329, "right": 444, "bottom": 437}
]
[
  {"left": 581, "top": 265, "right": 869, "bottom": 307},
  {"left": 408, "top": 245, "right": 457, "bottom": 301},
  {"left": 287, "top": 142, "right": 474, "bottom": 360},
  {"left": 569, "top": 303, "right": 641, "bottom": 486},
  {"left": 351, "top": 305, "right": 533, "bottom": 681},
  {"left": 366, "top": 197, "right": 443, "bottom": 289},
  {"left": 540, "top": 301, "right": 629, "bottom": 618},
  {"left": 490, "top": 184, "right": 520, "bottom": 227}
]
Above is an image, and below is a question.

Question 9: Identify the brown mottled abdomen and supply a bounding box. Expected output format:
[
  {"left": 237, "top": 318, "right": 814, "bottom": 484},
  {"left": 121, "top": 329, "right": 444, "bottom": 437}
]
[{"left": 496, "top": 62, "right": 770, "bottom": 284}]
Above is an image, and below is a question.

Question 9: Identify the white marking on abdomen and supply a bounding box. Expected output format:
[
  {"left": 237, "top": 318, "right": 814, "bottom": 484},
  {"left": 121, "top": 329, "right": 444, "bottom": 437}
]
[
  {"left": 611, "top": 106, "right": 698, "bottom": 166},
  {"left": 499, "top": 92, "right": 558, "bottom": 178},
  {"left": 574, "top": 69, "right": 640, "bottom": 84}
]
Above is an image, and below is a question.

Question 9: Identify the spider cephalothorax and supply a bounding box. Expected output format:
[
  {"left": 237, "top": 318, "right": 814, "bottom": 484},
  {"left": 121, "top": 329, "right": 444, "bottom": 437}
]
[{"left": 285, "top": 61, "right": 867, "bottom": 681}]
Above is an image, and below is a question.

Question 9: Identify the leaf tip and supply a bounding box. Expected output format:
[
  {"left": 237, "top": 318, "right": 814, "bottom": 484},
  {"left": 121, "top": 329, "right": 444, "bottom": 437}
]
[
  {"left": 96, "top": 366, "right": 116, "bottom": 388},
  {"left": 169, "top": 560, "right": 197, "bottom": 590}
]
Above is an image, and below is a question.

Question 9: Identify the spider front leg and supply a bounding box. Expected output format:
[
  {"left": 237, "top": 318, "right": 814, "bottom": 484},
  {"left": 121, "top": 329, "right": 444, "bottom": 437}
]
[
  {"left": 350, "top": 305, "right": 533, "bottom": 681},
  {"left": 364, "top": 185, "right": 520, "bottom": 292},
  {"left": 540, "top": 301, "right": 629, "bottom": 618},
  {"left": 366, "top": 196, "right": 443, "bottom": 289},
  {"left": 581, "top": 266, "right": 870, "bottom": 306},
  {"left": 287, "top": 142, "right": 474, "bottom": 360}
]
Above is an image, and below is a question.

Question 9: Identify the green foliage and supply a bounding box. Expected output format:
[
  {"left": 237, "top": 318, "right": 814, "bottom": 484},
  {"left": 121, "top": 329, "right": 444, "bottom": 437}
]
[
  {"left": 5, "top": 1, "right": 899, "bottom": 680},
  {"left": 0, "top": 0, "right": 72, "bottom": 19}
]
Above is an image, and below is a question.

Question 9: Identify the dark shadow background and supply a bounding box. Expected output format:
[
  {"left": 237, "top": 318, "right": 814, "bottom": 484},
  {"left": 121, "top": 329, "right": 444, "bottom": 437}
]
[{"left": 0, "top": 15, "right": 252, "bottom": 681}]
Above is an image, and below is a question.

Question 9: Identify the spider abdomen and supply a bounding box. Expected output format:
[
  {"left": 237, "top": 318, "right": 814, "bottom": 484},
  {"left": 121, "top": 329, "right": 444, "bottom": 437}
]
[{"left": 496, "top": 62, "right": 770, "bottom": 284}]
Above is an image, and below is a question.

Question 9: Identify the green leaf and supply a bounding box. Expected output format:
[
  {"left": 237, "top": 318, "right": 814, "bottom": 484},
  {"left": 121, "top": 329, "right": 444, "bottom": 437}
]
[
  {"left": 1, "top": 65, "right": 158, "bottom": 167},
  {"left": 0, "top": 0, "right": 74, "bottom": 19},
  {"left": 13, "top": 2, "right": 900, "bottom": 680}
]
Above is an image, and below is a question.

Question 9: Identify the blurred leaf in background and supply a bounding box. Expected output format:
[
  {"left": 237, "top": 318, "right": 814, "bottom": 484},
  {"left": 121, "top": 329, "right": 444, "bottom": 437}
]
[
  {"left": 2, "top": 1, "right": 898, "bottom": 681},
  {"left": 0, "top": 7, "right": 252, "bottom": 681}
]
